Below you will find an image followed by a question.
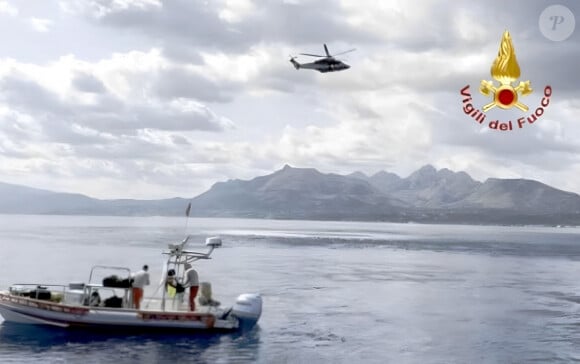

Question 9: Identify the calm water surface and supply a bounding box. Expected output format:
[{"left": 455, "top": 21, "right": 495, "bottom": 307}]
[{"left": 1, "top": 215, "right": 580, "bottom": 363}]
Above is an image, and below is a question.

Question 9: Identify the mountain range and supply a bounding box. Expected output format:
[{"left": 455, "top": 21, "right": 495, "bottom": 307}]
[{"left": 1, "top": 164, "right": 579, "bottom": 225}]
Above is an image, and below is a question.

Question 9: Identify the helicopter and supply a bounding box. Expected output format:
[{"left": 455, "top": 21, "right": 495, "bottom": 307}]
[{"left": 290, "top": 44, "right": 355, "bottom": 73}]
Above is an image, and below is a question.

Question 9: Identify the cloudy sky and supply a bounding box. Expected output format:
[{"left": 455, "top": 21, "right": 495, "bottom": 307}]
[{"left": 0, "top": 0, "right": 579, "bottom": 199}]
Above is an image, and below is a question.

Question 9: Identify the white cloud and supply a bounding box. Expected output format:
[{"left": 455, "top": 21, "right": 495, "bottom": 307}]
[
  {"left": 218, "top": 0, "right": 255, "bottom": 23},
  {"left": 29, "top": 17, "right": 53, "bottom": 32},
  {"left": 0, "top": 50, "right": 235, "bottom": 136},
  {"left": 0, "top": 0, "right": 17, "bottom": 16},
  {"left": 60, "top": 0, "right": 161, "bottom": 18}
]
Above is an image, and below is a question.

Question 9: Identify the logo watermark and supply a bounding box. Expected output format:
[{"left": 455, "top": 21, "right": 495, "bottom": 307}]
[
  {"left": 459, "top": 30, "right": 552, "bottom": 132},
  {"left": 539, "top": 4, "right": 575, "bottom": 41}
]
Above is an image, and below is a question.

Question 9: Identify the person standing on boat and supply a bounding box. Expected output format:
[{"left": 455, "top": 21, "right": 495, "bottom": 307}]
[
  {"left": 183, "top": 263, "right": 199, "bottom": 311},
  {"left": 131, "top": 265, "right": 150, "bottom": 309}
]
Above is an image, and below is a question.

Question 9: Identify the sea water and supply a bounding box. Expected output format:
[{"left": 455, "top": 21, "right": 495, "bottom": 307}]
[{"left": 1, "top": 215, "right": 580, "bottom": 363}]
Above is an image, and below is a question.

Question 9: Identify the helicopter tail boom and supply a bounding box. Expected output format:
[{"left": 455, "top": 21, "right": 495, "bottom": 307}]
[{"left": 290, "top": 57, "right": 300, "bottom": 69}]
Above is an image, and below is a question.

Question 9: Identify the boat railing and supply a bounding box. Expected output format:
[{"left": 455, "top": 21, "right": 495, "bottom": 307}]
[
  {"left": 88, "top": 265, "right": 131, "bottom": 285},
  {"left": 9, "top": 283, "right": 68, "bottom": 301}
]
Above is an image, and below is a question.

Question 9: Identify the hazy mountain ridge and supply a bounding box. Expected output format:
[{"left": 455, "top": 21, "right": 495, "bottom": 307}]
[
  {"left": 189, "top": 165, "right": 406, "bottom": 219},
  {"left": 0, "top": 181, "right": 188, "bottom": 216},
  {"left": 360, "top": 165, "right": 482, "bottom": 208},
  {"left": 1, "top": 165, "right": 579, "bottom": 225}
]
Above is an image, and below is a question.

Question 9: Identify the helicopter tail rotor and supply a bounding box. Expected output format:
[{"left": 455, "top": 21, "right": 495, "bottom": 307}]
[{"left": 289, "top": 56, "right": 300, "bottom": 70}]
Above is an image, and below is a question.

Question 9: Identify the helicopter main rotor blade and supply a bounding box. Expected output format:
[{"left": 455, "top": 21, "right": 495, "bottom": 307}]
[
  {"left": 332, "top": 48, "right": 356, "bottom": 56},
  {"left": 300, "top": 53, "right": 326, "bottom": 57}
]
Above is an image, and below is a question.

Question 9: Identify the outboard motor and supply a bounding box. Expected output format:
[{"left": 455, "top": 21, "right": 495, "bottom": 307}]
[{"left": 231, "top": 293, "right": 262, "bottom": 331}]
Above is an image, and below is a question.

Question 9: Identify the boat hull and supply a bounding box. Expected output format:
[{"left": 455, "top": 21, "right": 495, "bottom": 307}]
[{"left": 0, "top": 293, "right": 239, "bottom": 332}]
